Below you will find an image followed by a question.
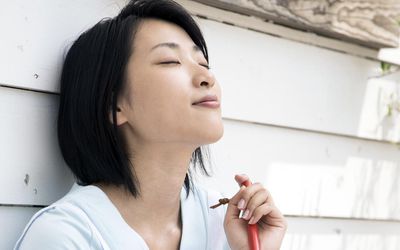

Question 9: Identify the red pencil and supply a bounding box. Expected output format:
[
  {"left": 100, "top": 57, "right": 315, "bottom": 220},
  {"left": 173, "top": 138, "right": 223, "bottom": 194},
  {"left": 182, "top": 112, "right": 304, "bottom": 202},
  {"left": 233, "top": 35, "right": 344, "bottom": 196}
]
[{"left": 241, "top": 180, "right": 260, "bottom": 250}]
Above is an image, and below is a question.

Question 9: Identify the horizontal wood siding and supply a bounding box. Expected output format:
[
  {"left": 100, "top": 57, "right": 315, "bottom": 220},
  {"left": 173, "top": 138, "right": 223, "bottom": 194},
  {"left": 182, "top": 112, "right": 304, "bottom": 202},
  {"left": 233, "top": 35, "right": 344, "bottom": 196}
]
[{"left": 1, "top": 0, "right": 399, "bottom": 248}]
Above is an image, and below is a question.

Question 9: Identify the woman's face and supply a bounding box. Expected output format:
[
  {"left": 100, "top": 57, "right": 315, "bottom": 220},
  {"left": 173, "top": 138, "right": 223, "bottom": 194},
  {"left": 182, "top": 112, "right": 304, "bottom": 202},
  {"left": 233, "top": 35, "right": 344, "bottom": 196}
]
[{"left": 116, "top": 19, "right": 223, "bottom": 148}]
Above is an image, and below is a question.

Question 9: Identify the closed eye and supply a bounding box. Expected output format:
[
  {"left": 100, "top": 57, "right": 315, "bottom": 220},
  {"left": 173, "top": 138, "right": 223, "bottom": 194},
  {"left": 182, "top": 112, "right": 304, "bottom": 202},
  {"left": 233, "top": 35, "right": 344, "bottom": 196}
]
[
  {"left": 157, "top": 61, "right": 210, "bottom": 69},
  {"left": 158, "top": 61, "right": 181, "bottom": 65},
  {"left": 200, "top": 63, "right": 210, "bottom": 70}
]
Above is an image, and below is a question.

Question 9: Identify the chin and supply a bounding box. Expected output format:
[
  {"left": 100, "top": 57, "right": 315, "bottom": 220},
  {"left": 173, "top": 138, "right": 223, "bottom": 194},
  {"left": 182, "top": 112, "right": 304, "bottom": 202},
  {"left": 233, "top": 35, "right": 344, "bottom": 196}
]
[{"left": 200, "top": 122, "right": 224, "bottom": 145}]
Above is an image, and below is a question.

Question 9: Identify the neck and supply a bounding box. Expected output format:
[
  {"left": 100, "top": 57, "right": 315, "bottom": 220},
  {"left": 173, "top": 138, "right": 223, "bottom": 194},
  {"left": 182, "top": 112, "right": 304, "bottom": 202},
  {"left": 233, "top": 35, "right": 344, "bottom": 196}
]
[
  {"left": 132, "top": 143, "right": 193, "bottom": 221},
  {"left": 98, "top": 141, "right": 196, "bottom": 230}
]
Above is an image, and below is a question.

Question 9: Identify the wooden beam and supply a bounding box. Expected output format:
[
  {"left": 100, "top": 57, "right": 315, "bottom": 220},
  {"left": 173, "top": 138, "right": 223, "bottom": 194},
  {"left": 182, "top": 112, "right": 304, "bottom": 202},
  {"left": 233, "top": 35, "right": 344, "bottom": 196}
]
[{"left": 193, "top": 0, "right": 400, "bottom": 49}]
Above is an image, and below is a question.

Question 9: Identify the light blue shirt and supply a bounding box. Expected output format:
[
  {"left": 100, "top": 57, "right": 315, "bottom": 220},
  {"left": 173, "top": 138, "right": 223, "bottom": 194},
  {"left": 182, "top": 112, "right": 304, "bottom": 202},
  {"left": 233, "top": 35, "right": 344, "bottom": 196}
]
[{"left": 15, "top": 183, "right": 230, "bottom": 249}]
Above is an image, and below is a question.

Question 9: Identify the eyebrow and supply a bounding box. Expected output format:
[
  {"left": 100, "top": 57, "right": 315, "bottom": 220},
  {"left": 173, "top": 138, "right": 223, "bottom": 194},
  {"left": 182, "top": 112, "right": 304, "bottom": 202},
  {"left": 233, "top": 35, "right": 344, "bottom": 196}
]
[{"left": 150, "top": 42, "right": 201, "bottom": 52}]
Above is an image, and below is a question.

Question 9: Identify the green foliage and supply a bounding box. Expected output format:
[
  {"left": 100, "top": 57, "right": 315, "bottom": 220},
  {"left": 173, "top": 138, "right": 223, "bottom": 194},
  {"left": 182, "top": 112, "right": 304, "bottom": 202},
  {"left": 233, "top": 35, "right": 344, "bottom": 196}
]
[{"left": 380, "top": 61, "right": 392, "bottom": 73}]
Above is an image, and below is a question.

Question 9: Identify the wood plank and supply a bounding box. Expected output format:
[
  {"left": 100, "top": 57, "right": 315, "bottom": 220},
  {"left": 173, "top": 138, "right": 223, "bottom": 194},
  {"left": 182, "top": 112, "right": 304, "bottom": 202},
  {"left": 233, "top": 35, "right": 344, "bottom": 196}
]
[
  {"left": 177, "top": 0, "right": 379, "bottom": 61},
  {"left": 0, "top": 0, "right": 126, "bottom": 93},
  {"left": 0, "top": 0, "right": 384, "bottom": 94},
  {"left": 0, "top": 87, "right": 74, "bottom": 205},
  {"left": 282, "top": 216, "right": 400, "bottom": 250},
  {"left": 198, "top": 119, "right": 400, "bottom": 220},
  {"left": 198, "top": 18, "right": 400, "bottom": 143},
  {"left": 193, "top": 0, "right": 400, "bottom": 49},
  {"left": 379, "top": 43, "right": 400, "bottom": 65},
  {"left": 0, "top": 206, "right": 41, "bottom": 250}
]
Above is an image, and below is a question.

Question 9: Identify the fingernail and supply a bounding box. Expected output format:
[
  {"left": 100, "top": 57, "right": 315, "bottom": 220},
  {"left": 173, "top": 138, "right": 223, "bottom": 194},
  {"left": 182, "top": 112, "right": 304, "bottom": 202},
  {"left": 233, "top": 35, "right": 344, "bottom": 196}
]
[
  {"left": 242, "top": 209, "right": 250, "bottom": 219},
  {"left": 238, "top": 199, "right": 245, "bottom": 209}
]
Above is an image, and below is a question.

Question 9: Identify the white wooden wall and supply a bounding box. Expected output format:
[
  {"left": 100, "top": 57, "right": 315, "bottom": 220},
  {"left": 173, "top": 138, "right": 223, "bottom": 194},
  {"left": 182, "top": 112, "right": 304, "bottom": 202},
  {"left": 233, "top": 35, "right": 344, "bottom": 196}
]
[{"left": 1, "top": 0, "right": 399, "bottom": 249}]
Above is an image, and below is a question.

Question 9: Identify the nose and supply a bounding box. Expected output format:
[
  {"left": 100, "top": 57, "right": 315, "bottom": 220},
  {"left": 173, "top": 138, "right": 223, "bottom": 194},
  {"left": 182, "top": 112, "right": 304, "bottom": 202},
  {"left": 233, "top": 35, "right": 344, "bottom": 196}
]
[{"left": 192, "top": 64, "right": 215, "bottom": 88}]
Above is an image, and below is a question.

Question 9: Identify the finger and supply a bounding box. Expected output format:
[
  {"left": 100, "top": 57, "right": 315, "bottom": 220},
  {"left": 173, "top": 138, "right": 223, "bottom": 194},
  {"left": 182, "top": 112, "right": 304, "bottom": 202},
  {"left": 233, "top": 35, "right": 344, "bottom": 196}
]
[
  {"left": 248, "top": 204, "right": 286, "bottom": 228},
  {"left": 234, "top": 174, "right": 249, "bottom": 187},
  {"left": 236, "top": 183, "right": 267, "bottom": 211},
  {"left": 248, "top": 203, "right": 273, "bottom": 224},
  {"left": 226, "top": 176, "right": 271, "bottom": 221},
  {"left": 225, "top": 185, "right": 246, "bottom": 219},
  {"left": 226, "top": 183, "right": 265, "bottom": 221},
  {"left": 240, "top": 188, "right": 269, "bottom": 220},
  {"left": 227, "top": 180, "right": 260, "bottom": 208}
]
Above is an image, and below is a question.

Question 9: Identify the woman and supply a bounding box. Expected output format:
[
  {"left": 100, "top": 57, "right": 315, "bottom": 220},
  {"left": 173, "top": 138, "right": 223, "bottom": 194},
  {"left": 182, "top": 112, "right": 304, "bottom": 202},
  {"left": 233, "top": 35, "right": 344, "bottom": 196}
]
[{"left": 15, "top": 0, "right": 286, "bottom": 249}]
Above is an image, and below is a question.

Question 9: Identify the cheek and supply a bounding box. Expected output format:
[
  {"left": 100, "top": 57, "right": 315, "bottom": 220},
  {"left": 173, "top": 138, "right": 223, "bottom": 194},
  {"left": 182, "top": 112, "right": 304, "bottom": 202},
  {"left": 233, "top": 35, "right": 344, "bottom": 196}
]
[
  {"left": 126, "top": 71, "right": 192, "bottom": 136},
  {"left": 138, "top": 72, "right": 190, "bottom": 113}
]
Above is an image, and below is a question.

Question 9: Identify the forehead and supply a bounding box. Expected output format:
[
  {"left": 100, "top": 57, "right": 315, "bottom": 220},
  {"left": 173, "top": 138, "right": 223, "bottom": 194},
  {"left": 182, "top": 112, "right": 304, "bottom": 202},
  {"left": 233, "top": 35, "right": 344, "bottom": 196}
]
[{"left": 133, "top": 18, "right": 195, "bottom": 51}]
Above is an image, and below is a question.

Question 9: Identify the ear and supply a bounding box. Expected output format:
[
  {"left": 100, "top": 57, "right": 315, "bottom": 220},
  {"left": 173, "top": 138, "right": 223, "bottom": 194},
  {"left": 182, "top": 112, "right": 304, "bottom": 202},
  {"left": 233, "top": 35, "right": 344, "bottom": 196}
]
[{"left": 109, "top": 106, "right": 128, "bottom": 126}]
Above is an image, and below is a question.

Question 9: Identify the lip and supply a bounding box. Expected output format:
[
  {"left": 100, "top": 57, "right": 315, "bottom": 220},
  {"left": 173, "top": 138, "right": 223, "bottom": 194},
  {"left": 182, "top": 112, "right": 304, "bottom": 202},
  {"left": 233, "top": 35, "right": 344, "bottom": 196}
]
[{"left": 192, "top": 95, "right": 220, "bottom": 108}]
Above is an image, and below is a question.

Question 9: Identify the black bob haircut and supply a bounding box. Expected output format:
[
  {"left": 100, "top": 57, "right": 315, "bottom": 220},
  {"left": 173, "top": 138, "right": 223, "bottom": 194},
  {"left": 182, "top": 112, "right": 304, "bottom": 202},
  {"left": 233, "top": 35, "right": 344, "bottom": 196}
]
[{"left": 58, "top": 0, "right": 211, "bottom": 197}]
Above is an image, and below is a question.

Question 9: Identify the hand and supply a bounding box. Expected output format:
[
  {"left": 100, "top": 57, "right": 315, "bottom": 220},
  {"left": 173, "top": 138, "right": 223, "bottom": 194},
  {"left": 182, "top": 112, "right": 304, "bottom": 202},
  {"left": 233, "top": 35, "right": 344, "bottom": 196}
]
[{"left": 224, "top": 174, "right": 287, "bottom": 250}]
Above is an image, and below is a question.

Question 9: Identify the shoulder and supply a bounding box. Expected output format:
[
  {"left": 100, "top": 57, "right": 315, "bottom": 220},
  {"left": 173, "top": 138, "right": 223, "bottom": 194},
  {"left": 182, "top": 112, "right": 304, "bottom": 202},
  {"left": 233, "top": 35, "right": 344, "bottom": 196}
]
[
  {"left": 15, "top": 185, "right": 105, "bottom": 250},
  {"left": 15, "top": 204, "right": 97, "bottom": 249}
]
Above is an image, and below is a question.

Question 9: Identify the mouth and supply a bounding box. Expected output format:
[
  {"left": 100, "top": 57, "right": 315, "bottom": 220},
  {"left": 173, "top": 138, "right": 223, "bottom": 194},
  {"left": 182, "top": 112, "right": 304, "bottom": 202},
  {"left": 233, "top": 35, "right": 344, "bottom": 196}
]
[
  {"left": 192, "top": 95, "right": 220, "bottom": 109},
  {"left": 193, "top": 100, "right": 220, "bottom": 108}
]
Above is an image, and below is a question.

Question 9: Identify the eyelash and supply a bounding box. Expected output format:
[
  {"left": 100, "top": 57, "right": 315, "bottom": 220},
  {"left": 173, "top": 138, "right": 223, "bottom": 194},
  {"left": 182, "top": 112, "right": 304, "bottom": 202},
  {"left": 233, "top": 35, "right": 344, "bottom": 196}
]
[{"left": 159, "top": 61, "right": 210, "bottom": 70}]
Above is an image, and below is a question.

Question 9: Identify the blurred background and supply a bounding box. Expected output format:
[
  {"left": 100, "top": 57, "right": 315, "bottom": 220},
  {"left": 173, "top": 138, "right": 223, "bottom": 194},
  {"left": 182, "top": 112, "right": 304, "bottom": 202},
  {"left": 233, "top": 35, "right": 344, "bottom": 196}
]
[{"left": 0, "top": 0, "right": 399, "bottom": 249}]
